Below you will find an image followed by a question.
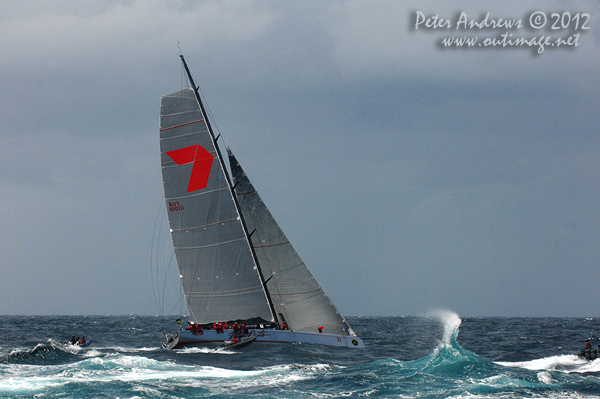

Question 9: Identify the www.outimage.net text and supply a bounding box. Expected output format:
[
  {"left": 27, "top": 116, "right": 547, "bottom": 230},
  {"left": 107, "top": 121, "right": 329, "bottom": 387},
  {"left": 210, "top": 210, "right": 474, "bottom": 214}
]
[{"left": 413, "top": 11, "right": 590, "bottom": 53}]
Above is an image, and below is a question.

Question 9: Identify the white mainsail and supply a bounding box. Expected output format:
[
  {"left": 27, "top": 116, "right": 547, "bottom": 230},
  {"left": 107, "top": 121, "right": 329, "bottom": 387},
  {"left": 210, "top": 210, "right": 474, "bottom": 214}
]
[
  {"left": 159, "top": 55, "right": 362, "bottom": 348},
  {"left": 160, "top": 88, "right": 273, "bottom": 324}
]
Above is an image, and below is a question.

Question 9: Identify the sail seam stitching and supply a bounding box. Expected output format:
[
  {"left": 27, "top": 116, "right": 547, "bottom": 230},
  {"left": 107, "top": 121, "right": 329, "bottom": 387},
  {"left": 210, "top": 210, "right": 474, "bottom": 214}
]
[
  {"left": 160, "top": 119, "right": 204, "bottom": 132},
  {"left": 185, "top": 285, "right": 263, "bottom": 295},
  {"left": 160, "top": 131, "right": 211, "bottom": 142},
  {"left": 271, "top": 288, "right": 323, "bottom": 296},
  {"left": 175, "top": 236, "right": 246, "bottom": 249},
  {"left": 165, "top": 186, "right": 228, "bottom": 201},
  {"left": 254, "top": 241, "right": 290, "bottom": 248}
]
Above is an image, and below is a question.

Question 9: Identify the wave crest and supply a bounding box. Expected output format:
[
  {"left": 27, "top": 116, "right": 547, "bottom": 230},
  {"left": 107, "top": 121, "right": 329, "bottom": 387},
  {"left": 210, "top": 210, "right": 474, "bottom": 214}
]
[{"left": 1, "top": 340, "right": 82, "bottom": 365}]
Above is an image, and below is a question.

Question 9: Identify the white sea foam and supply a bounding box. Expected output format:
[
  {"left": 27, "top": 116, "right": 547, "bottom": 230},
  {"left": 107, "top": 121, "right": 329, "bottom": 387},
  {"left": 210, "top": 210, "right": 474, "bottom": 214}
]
[
  {"left": 427, "top": 309, "right": 462, "bottom": 347},
  {"left": 0, "top": 358, "right": 276, "bottom": 394},
  {"left": 476, "top": 373, "right": 541, "bottom": 389},
  {"left": 537, "top": 371, "right": 554, "bottom": 384},
  {"left": 497, "top": 354, "right": 600, "bottom": 374},
  {"left": 0, "top": 354, "right": 332, "bottom": 396},
  {"left": 176, "top": 346, "right": 237, "bottom": 355},
  {"left": 81, "top": 349, "right": 103, "bottom": 358},
  {"left": 101, "top": 346, "right": 160, "bottom": 353}
]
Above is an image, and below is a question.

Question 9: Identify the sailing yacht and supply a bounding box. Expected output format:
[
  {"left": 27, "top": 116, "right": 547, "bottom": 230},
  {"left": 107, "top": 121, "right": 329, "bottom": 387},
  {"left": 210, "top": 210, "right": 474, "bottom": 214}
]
[{"left": 160, "top": 55, "right": 364, "bottom": 349}]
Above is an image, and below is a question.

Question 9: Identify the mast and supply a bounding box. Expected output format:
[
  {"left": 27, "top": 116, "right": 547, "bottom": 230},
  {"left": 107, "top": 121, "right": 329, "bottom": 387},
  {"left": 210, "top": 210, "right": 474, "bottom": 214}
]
[{"left": 179, "top": 54, "right": 280, "bottom": 325}]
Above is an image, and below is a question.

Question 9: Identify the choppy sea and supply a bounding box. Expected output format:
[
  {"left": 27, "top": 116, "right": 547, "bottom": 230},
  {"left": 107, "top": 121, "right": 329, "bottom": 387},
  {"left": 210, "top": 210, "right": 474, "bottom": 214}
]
[{"left": 1, "top": 312, "right": 599, "bottom": 398}]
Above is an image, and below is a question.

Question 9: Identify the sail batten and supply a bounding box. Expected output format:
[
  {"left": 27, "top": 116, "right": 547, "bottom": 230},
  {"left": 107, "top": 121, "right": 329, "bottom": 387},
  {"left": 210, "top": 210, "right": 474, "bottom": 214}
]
[
  {"left": 174, "top": 236, "right": 247, "bottom": 250},
  {"left": 186, "top": 286, "right": 264, "bottom": 296},
  {"left": 254, "top": 241, "right": 290, "bottom": 249},
  {"left": 160, "top": 119, "right": 205, "bottom": 132},
  {"left": 170, "top": 216, "right": 240, "bottom": 232},
  {"left": 164, "top": 186, "right": 228, "bottom": 202}
]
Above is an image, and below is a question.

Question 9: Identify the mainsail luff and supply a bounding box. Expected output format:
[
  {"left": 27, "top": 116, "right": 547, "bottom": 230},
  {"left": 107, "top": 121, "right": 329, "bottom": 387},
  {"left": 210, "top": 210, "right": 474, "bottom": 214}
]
[{"left": 227, "top": 148, "right": 356, "bottom": 337}]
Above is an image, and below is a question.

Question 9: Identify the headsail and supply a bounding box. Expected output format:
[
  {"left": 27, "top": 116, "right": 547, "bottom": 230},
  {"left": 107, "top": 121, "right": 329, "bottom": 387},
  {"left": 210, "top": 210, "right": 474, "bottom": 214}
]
[
  {"left": 159, "top": 87, "right": 273, "bottom": 324},
  {"left": 228, "top": 148, "right": 355, "bottom": 336}
]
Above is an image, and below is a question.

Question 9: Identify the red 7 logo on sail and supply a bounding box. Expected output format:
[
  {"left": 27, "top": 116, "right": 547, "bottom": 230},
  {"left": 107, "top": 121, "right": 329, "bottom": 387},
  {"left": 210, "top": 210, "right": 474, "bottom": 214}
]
[{"left": 166, "top": 145, "right": 214, "bottom": 192}]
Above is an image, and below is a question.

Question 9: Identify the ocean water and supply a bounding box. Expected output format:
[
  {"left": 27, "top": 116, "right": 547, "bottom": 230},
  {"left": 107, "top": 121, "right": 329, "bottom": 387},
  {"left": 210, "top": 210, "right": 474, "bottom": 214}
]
[{"left": 1, "top": 313, "right": 599, "bottom": 398}]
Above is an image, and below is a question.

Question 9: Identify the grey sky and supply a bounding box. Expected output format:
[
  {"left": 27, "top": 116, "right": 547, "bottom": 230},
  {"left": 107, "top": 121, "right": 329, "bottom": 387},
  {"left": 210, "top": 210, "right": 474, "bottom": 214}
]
[{"left": 1, "top": 1, "right": 599, "bottom": 317}]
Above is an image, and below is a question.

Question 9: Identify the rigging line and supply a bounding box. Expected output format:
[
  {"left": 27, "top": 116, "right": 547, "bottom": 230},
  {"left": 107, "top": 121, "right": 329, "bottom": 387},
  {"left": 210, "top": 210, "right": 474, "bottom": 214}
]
[
  {"left": 181, "top": 55, "right": 186, "bottom": 93},
  {"left": 166, "top": 299, "right": 183, "bottom": 317},
  {"left": 180, "top": 261, "right": 184, "bottom": 317},
  {"left": 150, "top": 196, "right": 166, "bottom": 315},
  {"left": 176, "top": 56, "right": 223, "bottom": 142},
  {"left": 152, "top": 198, "right": 181, "bottom": 318},
  {"left": 161, "top": 250, "right": 176, "bottom": 317},
  {"left": 196, "top": 84, "right": 222, "bottom": 139},
  {"left": 157, "top": 209, "right": 164, "bottom": 316},
  {"left": 157, "top": 203, "right": 170, "bottom": 316}
]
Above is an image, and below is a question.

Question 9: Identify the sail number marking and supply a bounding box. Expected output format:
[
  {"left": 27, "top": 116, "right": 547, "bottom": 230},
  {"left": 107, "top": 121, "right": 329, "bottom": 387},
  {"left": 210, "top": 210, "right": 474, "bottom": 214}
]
[{"left": 169, "top": 201, "right": 184, "bottom": 212}]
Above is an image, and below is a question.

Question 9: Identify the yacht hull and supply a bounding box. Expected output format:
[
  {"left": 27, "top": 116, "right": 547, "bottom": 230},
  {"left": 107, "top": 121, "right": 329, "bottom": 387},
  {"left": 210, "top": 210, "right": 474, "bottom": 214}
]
[{"left": 166, "top": 329, "right": 365, "bottom": 349}]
